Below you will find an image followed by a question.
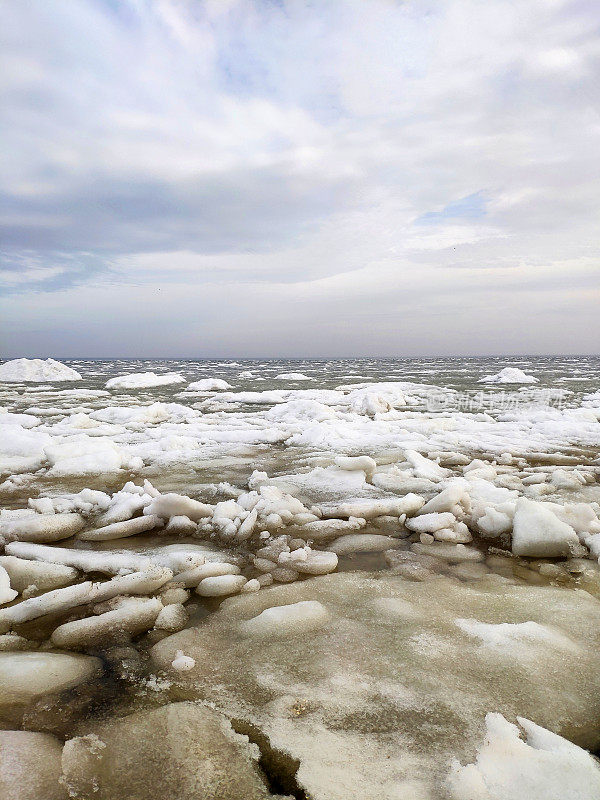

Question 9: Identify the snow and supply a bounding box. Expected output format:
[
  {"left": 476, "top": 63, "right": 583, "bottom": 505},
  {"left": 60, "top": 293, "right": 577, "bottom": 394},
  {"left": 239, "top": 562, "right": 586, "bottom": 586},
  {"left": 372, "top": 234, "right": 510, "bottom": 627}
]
[
  {"left": 0, "top": 358, "right": 82, "bottom": 382},
  {"left": 447, "top": 713, "right": 600, "bottom": 800},
  {"left": 171, "top": 650, "right": 196, "bottom": 671},
  {"left": 106, "top": 372, "right": 185, "bottom": 389},
  {"left": 479, "top": 367, "right": 539, "bottom": 384}
]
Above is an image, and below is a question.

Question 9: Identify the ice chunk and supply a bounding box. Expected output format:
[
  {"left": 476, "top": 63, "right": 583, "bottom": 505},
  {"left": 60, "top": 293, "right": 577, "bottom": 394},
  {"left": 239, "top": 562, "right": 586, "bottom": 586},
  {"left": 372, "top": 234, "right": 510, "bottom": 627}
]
[
  {"left": 60, "top": 702, "right": 274, "bottom": 800},
  {"left": 275, "top": 372, "right": 313, "bottom": 380},
  {"left": 51, "top": 597, "right": 163, "bottom": 649},
  {"left": 323, "top": 494, "right": 424, "bottom": 520},
  {"left": 294, "top": 550, "right": 338, "bottom": 574},
  {"left": 447, "top": 712, "right": 600, "bottom": 800},
  {"left": 417, "top": 480, "right": 469, "bottom": 515},
  {"left": 0, "top": 652, "right": 102, "bottom": 705},
  {"left": 0, "top": 512, "right": 85, "bottom": 543},
  {"left": 334, "top": 455, "right": 377, "bottom": 480},
  {"left": 106, "top": 372, "right": 185, "bottom": 389},
  {"left": 154, "top": 603, "right": 188, "bottom": 632},
  {"left": 0, "top": 358, "right": 82, "bottom": 382},
  {"left": 0, "top": 565, "right": 18, "bottom": 605},
  {"left": 171, "top": 650, "right": 196, "bottom": 671},
  {"left": 196, "top": 574, "right": 247, "bottom": 596},
  {"left": 240, "top": 600, "right": 329, "bottom": 637},
  {"left": 405, "top": 450, "right": 450, "bottom": 480},
  {"left": 479, "top": 367, "right": 539, "bottom": 384},
  {"left": 187, "top": 378, "right": 231, "bottom": 391},
  {"left": 0, "top": 556, "right": 78, "bottom": 594},
  {"left": 405, "top": 512, "right": 456, "bottom": 533},
  {"left": 78, "top": 515, "right": 163, "bottom": 541},
  {"left": 0, "top": 566, "right": 172, "bottom": 632},
  {"left": 144, "top": 493, "right": 213, "bottom": 521},
  {"left": 512, "top": 498, "right": 580, "bottom": 558},
  {"left": 0, "top": 730, "right": 66, "bottom": 800}
]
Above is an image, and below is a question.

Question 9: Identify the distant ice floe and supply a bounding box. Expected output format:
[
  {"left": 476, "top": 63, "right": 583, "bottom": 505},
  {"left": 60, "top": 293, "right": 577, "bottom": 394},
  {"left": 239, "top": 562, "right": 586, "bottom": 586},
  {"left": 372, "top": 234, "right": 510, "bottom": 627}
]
[
  {"left": 275, "top": 372, "right": 313, "bottom": 380},
  {"left": 105, "top": 372, "right": 185, "bottom": 389},
  {"left": 0, "top": 358, "right": 82, "bottom": 383},
  {"left": 186, "top": 378, "right": 231, "bottom": 391},
  {"left": 479, "top": 367, "right": 539, "bottom": 384}
]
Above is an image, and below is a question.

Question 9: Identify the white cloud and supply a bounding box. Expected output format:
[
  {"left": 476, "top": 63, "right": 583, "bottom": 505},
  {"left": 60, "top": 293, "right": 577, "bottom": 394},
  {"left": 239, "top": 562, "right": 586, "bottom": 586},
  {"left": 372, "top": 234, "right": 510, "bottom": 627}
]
[{"left": 1, "top": 0, "right": 599, "bottom": 354}]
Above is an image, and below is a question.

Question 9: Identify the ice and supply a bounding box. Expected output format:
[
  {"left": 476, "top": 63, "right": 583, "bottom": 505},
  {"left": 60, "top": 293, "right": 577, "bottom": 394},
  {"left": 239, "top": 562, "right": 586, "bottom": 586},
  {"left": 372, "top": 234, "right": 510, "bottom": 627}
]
[
  {"left": 0, "top": 512, "right": 85, "bottom": 543},
  {"left": 0, "top": 358, "right": 82, "bottom": 383},
  {"left": 334, "top": 455, "right": 377, "bottom": 479},
  {"left": 406, "top": 512, "right": 457, "bottom": 533},
  {"left": 78, "top": 514, "right": 163, "bottom": 541},
  {"left": 0, "top": 556, "right": 79, "bottom": 594},
  {"left": 479, "top": 367, "right": 539, "bottom": 384},
  {"left": 155, "top": 602, "right": 188, "bottom": 632},
  {"left": 447, "top": 713, "right": 600, "bottom": 800},
  {"left": 323, "top": 494, "right": 424, "bottom": 520},
  {"left": 0, "top": 730, "right": 66, "bottom": 800},
  {"left": 196, "top": 574, "right": 247, "bottom": 596},
  {"left": 144, "top": 493, "right": 213, "bottom": 521},
  {"left": 0, "top": 566, "right": 172, "bottom": 632},
  {"left": 239, "top": 600, "right": 330, "bottom": 637},
  {"left": 0, "top": 652, "right": 102, "bottom": 705},
  {"left": 293, "top": 549, "right": 338, "bottom": 574},
  {"left": 511, "top": 498, "right": 580, "bottom": 557},
  {"left": 275, "top": 372, "right": 313, "bottom": 380},
  {"left": 51, "top": 597, "right": 163, "bottom": 649},
  {"left": 0, "top": 564, "right": 18, "bottom": 604},
  {"left": 187, "top": 378, "right": 232, "bottom": 391},
  {"left": 61, "top": 702, "right": 276, "bottom": 800},
  {"left": 44, "top": 437, "right": 143, "bottom": 476},
  {"left": 405, "top": 450, "right": 450, "bottom": 480},
  {"left": 328, "top": 534, "right": 402, "bottom": 554},
  {"left": 105, "top": 372, "right": 185, "bottom": 389},
  {"left": 151, "top": 571, "right": 600, "bottom": 799}
]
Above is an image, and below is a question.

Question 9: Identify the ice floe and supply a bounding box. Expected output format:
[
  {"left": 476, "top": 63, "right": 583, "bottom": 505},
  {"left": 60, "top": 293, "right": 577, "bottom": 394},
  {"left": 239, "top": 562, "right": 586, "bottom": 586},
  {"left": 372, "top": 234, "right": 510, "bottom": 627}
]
[
  {"left": 106, "top": 372, "right": 185, "bottom": 389},
  {"left": 0, "top": 358, "right": 82, "bottom": 383},
  {"left": 479, "top": 366, "right": 539, "bottom": 384}
]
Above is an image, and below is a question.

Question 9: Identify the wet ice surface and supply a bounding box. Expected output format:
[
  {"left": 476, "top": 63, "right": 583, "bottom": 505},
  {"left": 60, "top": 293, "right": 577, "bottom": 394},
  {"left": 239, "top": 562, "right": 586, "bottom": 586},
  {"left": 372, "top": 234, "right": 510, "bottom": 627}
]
[{"left": 1, "top": 356, "right": 600, "bottom": 799}]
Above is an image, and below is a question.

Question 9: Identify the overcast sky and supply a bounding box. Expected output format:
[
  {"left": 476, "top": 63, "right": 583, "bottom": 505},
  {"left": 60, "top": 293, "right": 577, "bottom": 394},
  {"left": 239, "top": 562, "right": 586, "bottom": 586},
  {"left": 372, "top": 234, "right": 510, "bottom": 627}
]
[{"left": 1, "top": 0, "right": 599, "bottom": 358}]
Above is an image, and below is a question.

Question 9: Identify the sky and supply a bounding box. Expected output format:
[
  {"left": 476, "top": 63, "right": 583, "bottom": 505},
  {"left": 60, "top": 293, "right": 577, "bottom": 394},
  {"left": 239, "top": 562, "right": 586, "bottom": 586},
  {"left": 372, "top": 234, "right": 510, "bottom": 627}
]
[{"left": 1, "top": 0, "right": 599, "bottom": 358}]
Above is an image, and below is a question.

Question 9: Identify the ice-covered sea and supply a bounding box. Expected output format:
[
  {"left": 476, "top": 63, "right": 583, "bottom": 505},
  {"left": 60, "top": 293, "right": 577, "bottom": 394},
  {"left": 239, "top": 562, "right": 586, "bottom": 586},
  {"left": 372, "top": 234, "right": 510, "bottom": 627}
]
[{"left": 1, "top": 356, "right": 600, "bottom": 799}]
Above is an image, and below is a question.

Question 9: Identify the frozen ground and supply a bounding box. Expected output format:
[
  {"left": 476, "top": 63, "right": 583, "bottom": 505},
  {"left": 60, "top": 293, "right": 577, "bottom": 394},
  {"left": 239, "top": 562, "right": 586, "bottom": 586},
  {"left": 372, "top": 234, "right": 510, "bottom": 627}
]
[{"left": 0, "top": 356, "right": 599, "bottom": 799}]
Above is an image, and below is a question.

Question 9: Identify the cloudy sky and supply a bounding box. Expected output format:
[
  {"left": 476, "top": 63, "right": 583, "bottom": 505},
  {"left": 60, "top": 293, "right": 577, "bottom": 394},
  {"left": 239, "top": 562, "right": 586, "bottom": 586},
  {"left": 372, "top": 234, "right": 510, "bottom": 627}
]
[{"left": 1, "top": 0, "right": 599, "bottom": 357}]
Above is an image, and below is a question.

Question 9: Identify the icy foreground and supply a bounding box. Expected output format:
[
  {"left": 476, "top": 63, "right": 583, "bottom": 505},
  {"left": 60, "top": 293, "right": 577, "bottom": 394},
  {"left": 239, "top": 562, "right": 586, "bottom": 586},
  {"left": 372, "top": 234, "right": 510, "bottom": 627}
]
[{"left": 0, "top": 357, "right": 599, "bottom": 798}]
